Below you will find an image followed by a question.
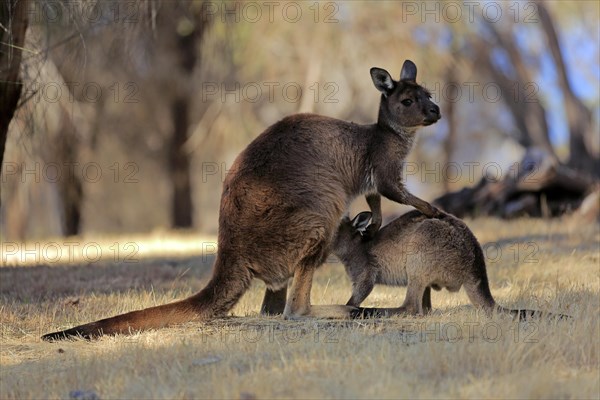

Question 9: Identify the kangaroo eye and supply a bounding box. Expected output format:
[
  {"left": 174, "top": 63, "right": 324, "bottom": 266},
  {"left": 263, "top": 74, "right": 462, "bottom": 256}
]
[{"left": 401, "top": 99, "right": 413, "bottom": 106}]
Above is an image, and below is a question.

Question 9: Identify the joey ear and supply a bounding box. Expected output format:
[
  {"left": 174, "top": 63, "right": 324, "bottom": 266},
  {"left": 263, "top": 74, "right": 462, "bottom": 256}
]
[
  {"left": 351, "top": 211, "right": 372, "bottom": 232},
  {"left": 400, "top": 60, "right": 417, "bottom": 82},
  {"left": 370, "top": 67, "right": 395, "bottom": 96}
]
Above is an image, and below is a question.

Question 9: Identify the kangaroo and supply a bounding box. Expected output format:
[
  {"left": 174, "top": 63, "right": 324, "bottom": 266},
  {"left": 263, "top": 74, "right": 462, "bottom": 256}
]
[
  {"left": 43, "top": 60, "right": 446, "bottom": 341},
  {"left": 333, "top": 211, "right": 568, "bottom": 319}
]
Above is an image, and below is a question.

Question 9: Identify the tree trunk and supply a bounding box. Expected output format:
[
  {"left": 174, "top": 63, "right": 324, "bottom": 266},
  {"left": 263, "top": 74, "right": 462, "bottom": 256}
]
[
  {"left": 478, "top": 20, "right": 556, "bottom": 158},
  {"left": 169, "top": 96, "right": 193, "bottom": 228},
  {"left": 0, "top": 0, "right": 28, "bottom": 171},
  {"left": 163, "top": 3, "right": 211, "bottom": 228},
  {"left": 54, "top": 110, "right": 83, "bottom": 236},
  {"left": 442, "top": 59, "right": 458, "bottom": 192},
  {"left": 536, "top": 2, "right": 599, "bottom": 175}
]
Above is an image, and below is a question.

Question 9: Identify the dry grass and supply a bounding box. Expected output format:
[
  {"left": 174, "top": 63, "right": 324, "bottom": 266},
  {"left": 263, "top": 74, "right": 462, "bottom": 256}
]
[{"left": 1, "top": 217, "right": 599, "bottom": 399}]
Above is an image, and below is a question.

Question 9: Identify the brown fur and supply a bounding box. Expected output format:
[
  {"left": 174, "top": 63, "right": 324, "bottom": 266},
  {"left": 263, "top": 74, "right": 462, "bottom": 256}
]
[
  {"left": 333, "top": 211, "right": 570, "bottom": 320},
  {"left": 42, "top": 61, "right": 445, "bottom": 340}
]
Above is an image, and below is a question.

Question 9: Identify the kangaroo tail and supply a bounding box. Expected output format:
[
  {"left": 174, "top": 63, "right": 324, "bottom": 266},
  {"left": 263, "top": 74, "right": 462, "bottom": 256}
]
[
  {"left": 42, "top": 256, "right": 252, "bottom": 341},
  {"left": 42, "top": 297, "right": 205, "bottom": 341}
]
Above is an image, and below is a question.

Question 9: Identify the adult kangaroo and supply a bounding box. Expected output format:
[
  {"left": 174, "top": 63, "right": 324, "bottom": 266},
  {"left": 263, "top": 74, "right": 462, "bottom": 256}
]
[
  {"left": 43, "top": 60, "right": 445, "bottom": 340},
  {"left": 333, "top": 211, "right": 569, "bottom": 320}
]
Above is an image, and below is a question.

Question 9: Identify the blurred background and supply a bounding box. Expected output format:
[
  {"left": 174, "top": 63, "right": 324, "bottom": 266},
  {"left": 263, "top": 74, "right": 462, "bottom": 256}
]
[{"left": 1, "top": 0, "right": 598, "bottom": 241}]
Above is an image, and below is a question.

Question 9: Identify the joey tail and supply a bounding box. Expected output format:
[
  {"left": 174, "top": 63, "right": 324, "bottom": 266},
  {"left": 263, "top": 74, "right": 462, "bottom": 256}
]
[
  {"left": 42, "top": 257, "right": 252, "bottom": 341},
  {"left": 495, "top": 306, "right": 571, "bottom": 321},
  {"left": 463, "top": 278, "right": 571, "bottom": 321},
  {"left": 465, "top": 236, "right": 572, "bottom": 321}
]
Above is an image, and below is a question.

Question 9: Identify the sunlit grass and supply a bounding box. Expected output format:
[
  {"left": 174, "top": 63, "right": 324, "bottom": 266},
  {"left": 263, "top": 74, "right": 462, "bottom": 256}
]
[{"left": 1, "top": 217, "right": 598, "bottom": 399}]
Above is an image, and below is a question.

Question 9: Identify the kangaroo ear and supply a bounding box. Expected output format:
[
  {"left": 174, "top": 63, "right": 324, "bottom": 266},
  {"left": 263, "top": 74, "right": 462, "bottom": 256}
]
[
  {"left": 400, "top": 60, "right": 417, "bottom": 82},
  {"left": 352, "top": 211, "right": 372, "bottom": 232},
  {"left": 370, "top": 67, "right": 395, "bottom": 96}
]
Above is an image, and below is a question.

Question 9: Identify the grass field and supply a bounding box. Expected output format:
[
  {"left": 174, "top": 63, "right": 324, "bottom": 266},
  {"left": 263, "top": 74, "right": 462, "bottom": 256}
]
[{"left": 1, "top": 217, "right": 599, "bottom": 399}]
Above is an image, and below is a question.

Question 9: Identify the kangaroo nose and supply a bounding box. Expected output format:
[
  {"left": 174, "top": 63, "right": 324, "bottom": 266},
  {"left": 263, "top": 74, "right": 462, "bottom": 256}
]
[{"left": 430, "top": 104, "right": 440, "bottom": 115}]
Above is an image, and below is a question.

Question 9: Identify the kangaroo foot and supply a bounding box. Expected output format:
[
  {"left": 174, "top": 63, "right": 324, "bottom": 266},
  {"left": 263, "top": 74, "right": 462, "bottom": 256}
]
[{"left": 284, "top": 305, "right": 358, "bottom": 320}]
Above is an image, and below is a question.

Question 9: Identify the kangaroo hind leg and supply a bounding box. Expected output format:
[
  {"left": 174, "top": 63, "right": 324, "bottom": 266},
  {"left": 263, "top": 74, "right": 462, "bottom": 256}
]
[
  {"left": 284, "top": 234, "right": 355, "bottom": 320},
  {"left": 260, "top": 286, "right": 287, "bottom": 316},
  {"left": 422, "top": 286, "right": 432, "bottom": 314}
]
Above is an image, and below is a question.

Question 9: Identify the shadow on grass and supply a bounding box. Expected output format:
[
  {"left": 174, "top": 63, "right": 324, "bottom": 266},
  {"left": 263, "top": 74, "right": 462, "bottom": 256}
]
[
  {"left": 486, "top": 233, "right": 598, "bottom": 253},
  {"left": 487, "top": 234, "right": 568, "bottom": 248},
  {"left": 0, "top": 255, "right": 217, "bottom": 303},
  {"left": 0, "top": 317, "right": 430, "bottom": 399}
]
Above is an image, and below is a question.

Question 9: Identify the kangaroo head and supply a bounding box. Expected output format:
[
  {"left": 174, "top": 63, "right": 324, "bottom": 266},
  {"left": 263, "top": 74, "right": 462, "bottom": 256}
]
[
  {"left": 333, "top": 211, "right": 373, "bottom": 258},
  {"left": 371, "top": 60, "right": 440, "bottom": 131}
]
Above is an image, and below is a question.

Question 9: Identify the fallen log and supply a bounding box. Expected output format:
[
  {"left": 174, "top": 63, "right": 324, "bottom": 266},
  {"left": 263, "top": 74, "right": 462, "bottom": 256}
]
[{"left": 433, "top": 148, "right": 598, "bottom": 219}]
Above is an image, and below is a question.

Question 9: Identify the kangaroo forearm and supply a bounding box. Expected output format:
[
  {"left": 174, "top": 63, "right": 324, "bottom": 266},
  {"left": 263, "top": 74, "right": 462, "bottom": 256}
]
[
  {"left": 366, "top": 193, "right": 382, "bottom": 230},
  {"left": 366, "top": 194, "right": 382, "bottom": 221},
  {"left": 380, "top": 185, "right": 440, "bottom": 218},
  {"left": 404, "top": 192, "right": 440, "bottom": 217}
]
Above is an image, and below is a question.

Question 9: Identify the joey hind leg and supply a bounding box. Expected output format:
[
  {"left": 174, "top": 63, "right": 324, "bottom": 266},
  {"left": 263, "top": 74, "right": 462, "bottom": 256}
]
[
  {"left": 260, "top": 286, "right": 287, "bottom": 316},
  {"left": 398, "top": 280, "right": 428, "bottom": 315}
]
